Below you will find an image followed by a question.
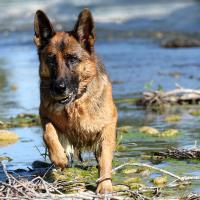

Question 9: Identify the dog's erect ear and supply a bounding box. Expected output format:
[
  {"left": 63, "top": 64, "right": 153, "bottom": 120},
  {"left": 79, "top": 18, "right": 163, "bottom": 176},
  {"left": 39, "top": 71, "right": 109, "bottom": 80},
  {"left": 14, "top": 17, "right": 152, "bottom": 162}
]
[
  {"left": 34, "top": 10, "right": 55, "bottom": 48},
  {"left": 74, "top": 9, "right": 96, "bottom": 53}
]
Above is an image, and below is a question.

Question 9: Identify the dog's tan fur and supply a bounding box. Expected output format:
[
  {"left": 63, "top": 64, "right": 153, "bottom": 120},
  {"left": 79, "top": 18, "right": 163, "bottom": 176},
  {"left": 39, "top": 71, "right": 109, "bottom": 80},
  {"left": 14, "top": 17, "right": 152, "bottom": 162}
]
[{"left": 34, "top": 9, "right": 117, "bottom": 193}]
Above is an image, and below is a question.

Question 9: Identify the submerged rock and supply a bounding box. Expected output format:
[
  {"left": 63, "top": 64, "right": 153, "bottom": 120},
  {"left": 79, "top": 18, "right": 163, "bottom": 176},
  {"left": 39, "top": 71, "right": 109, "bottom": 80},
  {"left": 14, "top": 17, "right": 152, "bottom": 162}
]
[{"left": 0, "top": 130, "right": 19, "bottom": 147}]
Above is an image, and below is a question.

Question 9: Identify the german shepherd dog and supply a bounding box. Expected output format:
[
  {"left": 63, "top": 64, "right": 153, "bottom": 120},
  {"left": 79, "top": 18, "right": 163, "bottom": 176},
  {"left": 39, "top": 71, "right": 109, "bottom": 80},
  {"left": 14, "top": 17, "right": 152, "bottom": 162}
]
[{"left": 34, "top": 9, "right": 117, "bottom": 193}]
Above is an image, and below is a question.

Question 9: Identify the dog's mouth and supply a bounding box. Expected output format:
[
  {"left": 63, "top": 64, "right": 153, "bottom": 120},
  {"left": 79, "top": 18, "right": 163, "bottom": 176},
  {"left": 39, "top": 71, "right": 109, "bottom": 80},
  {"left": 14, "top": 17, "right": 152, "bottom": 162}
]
[
  {"left": 58, "top": 95, "right": 73, "bottom": 104},
  {"left": 52, "top": 92, "right": 75, "bottom": 105}
]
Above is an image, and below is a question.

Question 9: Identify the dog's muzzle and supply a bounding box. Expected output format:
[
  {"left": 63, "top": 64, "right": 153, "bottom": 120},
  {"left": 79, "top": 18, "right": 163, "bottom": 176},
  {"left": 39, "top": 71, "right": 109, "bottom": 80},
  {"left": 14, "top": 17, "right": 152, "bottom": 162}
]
[
  {"left": 51, "top": 90, "right": 75, "bottom": 104},
  {"left": 51, "top": 78, "right": 78, "bottom": 105}
]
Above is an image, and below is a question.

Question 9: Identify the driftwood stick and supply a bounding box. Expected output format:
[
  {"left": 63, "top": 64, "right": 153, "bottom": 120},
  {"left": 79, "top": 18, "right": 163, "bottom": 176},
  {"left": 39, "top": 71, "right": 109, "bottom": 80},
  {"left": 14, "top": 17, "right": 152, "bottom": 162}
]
[
  {"left": 142, "top": 86, "right": 200, "bottom": 107},
  {"left": 179, "top": 176, "right": 200, "bottom": 182},
  {"left": 163, "top": 88, "right": 200, "bottom": 97},
  {"left": 112, "top": 162, "right": 181, "bottom": 180}
]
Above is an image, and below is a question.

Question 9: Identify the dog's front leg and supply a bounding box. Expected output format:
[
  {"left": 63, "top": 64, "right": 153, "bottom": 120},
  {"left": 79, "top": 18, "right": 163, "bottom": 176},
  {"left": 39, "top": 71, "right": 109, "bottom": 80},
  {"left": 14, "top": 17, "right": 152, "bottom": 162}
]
[
  {"left": 96, "top": 123, "right": 116, "bottom": 194},
  {"left": 42, "top": 119, "right": 68, "bottom": 169}
]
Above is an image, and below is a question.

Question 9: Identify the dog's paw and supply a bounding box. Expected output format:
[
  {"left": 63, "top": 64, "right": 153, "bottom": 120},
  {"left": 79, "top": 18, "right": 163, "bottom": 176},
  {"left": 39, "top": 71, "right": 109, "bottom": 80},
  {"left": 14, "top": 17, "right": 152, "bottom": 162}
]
[
  {"left": 96, "top": 180, "right": 113, "bottom": 194},
  {"left": 50, "top": 151, "right": 68, "bottom": 170}
]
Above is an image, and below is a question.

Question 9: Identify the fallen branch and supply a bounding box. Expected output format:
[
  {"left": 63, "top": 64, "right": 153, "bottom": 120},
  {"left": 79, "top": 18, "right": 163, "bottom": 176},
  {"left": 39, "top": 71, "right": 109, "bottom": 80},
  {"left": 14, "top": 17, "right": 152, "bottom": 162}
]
[
  {"left": 112, "top": 162, "right": 181, "bottom": 180},
  {"left": 140, "top": 86, "right": 200, "bottom": 107}
]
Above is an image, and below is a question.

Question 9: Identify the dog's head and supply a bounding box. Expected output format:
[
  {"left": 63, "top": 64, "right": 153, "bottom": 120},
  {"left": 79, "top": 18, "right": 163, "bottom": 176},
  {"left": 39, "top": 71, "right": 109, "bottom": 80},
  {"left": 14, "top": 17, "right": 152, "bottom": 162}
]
[{"left": 34, "top": 9, "right": 97, "bottom": 105}]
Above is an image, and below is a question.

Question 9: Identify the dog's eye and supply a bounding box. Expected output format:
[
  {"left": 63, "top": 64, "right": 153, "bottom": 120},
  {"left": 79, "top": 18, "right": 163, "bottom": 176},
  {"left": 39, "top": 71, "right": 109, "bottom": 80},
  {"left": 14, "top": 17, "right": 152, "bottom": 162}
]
[
  {"left": 65, "top": 54, "right": 80, "bottom": 67},
  {"left": 46, "top": 54, "right": 56, "bottom": 68}
]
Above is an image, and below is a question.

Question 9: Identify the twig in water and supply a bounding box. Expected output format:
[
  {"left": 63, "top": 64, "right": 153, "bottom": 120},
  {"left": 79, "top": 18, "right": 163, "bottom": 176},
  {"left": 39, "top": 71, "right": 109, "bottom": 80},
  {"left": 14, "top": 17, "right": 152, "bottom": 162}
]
[{"left": 112, "top": 162, "right": 181, "bottom": 180}]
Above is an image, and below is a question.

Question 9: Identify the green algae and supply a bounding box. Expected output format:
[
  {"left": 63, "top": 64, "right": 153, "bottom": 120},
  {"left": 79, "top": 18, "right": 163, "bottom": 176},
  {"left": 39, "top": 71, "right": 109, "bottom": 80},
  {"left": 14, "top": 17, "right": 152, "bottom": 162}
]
[
  {"left": 123, "top": 177, "right": 141, "bottom": 184},
  {"left": 139, "top": 126, "right": 179, "bottom": 137},
  {"left": 121, "top": 168, "right": 137, "bottom": 174},
  {"left": 160, "top": 129, "right": 179, "bottom": 137},
  {"left": 114, "top": 97, "right": 140, "bottom": 104},
  {"left": 50, "top": 165, "right": 98, "bottom": 193},
  {"left": 164, "top": 115, "right": 181, "bottom": 122},
  {"left": 117, "top": 126, "right": 134, "bottom": 134},
  {"left": 190, "top": 110, "right": 200, "bottom": 116},
  {"left": 0, "top": 113, "right": 40, "bottom": 128},
  {"left": 113, "top": 184, "right": 129, "bottom": 191}
]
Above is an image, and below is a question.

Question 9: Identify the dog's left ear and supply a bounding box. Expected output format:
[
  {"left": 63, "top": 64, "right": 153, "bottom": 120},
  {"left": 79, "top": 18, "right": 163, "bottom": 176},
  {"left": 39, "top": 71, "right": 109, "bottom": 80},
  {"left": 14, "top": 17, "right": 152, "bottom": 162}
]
[
  {"left": 34, "top": 10, "right": 55, "bottom": 48},
  {"left": 74, "top": 9, "right": 96, "bottom": 53}
]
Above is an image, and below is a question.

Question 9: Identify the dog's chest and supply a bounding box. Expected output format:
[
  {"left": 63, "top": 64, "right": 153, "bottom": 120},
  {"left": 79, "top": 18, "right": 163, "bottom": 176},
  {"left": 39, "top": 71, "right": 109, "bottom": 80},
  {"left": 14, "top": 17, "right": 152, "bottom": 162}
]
[{"left": 50, "top": 103, "right": 104, "bottom": 146}]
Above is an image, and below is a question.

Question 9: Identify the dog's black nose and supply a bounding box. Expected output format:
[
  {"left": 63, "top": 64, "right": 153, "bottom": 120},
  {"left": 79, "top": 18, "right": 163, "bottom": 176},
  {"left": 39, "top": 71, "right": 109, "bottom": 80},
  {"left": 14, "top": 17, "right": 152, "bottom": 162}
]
[{"left": 54, "top": 79, "right": 67, "bottom": 94}]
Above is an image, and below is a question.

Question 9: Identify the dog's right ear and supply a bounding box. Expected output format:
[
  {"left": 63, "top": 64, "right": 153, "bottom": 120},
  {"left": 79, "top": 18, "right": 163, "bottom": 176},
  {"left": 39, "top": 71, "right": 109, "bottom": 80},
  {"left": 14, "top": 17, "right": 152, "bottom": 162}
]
[{"left": 34, "top": 10, "right": 55, "bottom": 48}]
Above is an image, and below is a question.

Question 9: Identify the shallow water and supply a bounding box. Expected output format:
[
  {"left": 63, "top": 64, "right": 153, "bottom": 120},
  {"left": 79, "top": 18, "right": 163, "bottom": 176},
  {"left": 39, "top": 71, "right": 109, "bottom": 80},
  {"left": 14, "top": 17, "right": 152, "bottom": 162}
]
[{"left": 0, "top": 0, "right": 200, "bottom": 196}]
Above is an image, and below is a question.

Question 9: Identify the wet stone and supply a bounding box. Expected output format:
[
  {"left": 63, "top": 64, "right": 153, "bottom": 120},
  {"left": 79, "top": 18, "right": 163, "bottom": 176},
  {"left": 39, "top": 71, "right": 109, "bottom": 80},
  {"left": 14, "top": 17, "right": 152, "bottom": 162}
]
[
  {"left": 0, "top": 156, "right": 12, "bottom": 162},
  {"left": 0, "top": 130, "right": 19, "bottom": 147},
  {"left": 139, "top": 126, "right": 159, "bottom": 135},
  {"left": 152, "top": 176, "right": 168, "bottom": 186}
]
